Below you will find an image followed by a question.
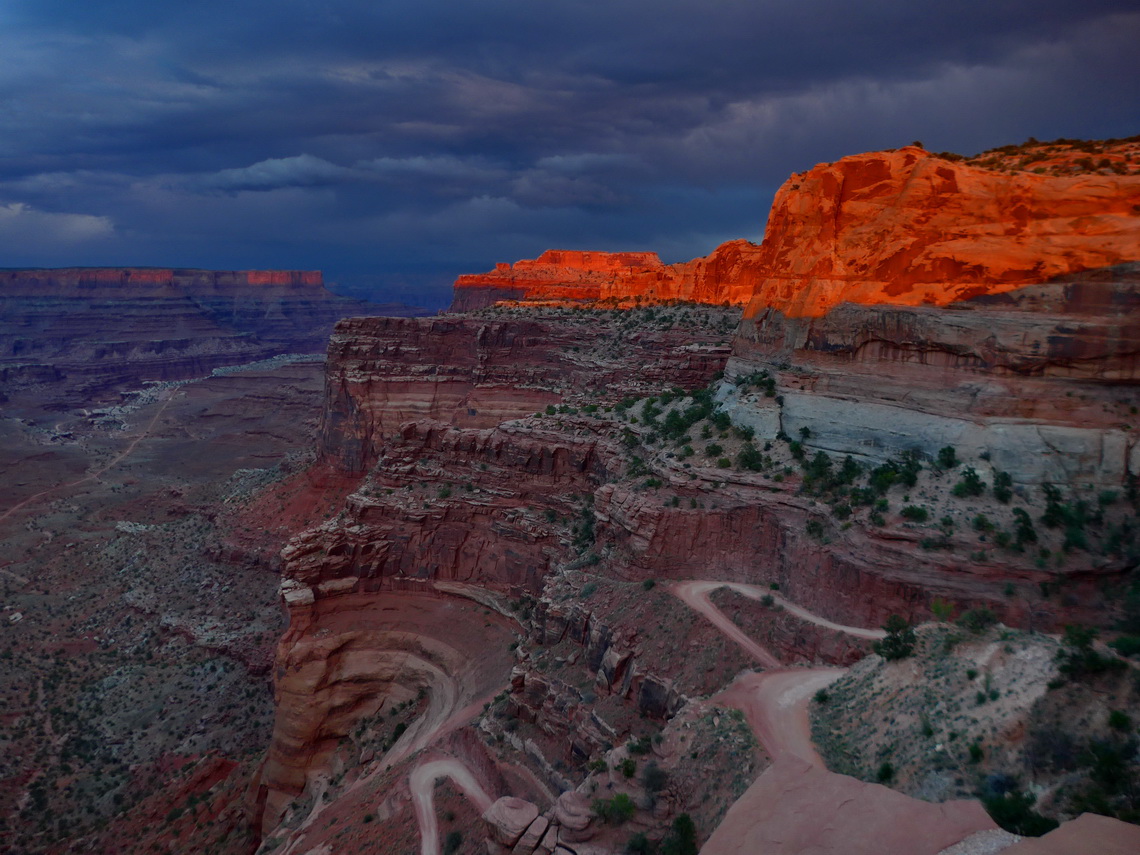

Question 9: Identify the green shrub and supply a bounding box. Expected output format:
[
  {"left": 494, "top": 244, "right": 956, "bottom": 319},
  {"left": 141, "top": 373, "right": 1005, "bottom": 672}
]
[
  {"left": 1108, "top": 635, "right": 1140, "bottom": 657},
  {"left": 1108, "top": 710, "right": 1133, "bottom": 732},
  {"left": 952, "top": 468, "right": 985, "bottom": 497},
  {"left": 993, "top": 470, "right": 1013, "bottom": 503},
  {"left": 876, "top": 761, "right": 894, "bottom": 782},
  {"left": 593, "top": 793, "right": 636, "bottom": 824},
  {"left": 737, "top": 443, "right": 765, "bottom": 471},
  {"left": 937, "top": 446, "right": 958, "bottom": 469},
  {"left": 643, "top": 762, "right": 668, "bottom": 793},
  {"left": 930, "top": 598, "right": 954, "bottom": 621},
  {"left": 620, "top": 758, "right": 637, "bottom": 778},
  {"left": 901, "top": 505, "right": 929, "bottom": 522},
  {"left": 874, "top": 615, "right": 916, "bottom": 660},
  {"left": 660, "top": 814, "right": 698, "bottom": 855},
  {"left": 1057, "top": 625, "right": 1124, "bottom": 676}
]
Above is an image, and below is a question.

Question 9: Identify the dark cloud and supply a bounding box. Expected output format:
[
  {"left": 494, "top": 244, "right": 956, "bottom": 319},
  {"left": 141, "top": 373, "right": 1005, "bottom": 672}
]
[{"left": 0, "top": 1, "right": 1136, "bottom": 308}]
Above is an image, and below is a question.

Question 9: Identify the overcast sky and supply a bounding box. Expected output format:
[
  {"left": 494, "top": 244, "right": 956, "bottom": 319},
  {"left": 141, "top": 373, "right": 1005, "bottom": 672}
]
[{"left": 1, "top": 1, "right": 1137, "bottom": 307}]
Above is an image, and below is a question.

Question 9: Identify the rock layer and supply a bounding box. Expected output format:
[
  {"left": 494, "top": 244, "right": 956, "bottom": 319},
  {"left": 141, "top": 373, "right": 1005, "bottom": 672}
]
[
  {"left": 0, "top": 267, "right": 420, "bottom": 406},
  {"left": 452, "top": 146, "right": 1140, "bottom": 316},
  {"left": 727, "top": 264, "right": 1140, "bottom": 485},
  {"left": 319, "top": 314, "right": 730, "bottom": 472}
]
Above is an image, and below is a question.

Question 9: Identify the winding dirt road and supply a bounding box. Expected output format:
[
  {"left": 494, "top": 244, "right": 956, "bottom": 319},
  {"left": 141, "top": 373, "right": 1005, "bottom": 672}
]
[
  {"left": 673, "top": 580, "right": 884, "bottom": 664},
  {"left": 410, "top": 758, "right": 495, "bottom": 855}
]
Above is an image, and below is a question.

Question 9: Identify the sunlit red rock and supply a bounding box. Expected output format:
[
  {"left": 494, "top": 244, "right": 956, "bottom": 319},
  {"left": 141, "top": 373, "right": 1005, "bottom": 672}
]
[{"left": 453, "top": 144, "right": 1140, "bottom": 317}]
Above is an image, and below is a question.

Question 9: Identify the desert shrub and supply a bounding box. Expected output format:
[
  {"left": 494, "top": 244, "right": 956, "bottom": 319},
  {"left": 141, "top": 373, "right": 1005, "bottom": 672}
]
[
  {"left": 930, "top": 598, "right": 954, "bottom": 621},
  {"left": 1109, "top": 635, "right": 1140, "bottom": 658},
  {"left": 993, "top": 470, "right": 1014, "bottom": 503},
  {"left": 1056, "top": 625, "right": 1124, "bottom": 676},
  {"left": 958, "top": 608, "right": 997, "bottom": 634},
  {"left": 952, "top": 468, "right": 985, "bottom": 497},
  {"left": 1108, "top": 710, "right": 1133, "bottom": 732},
  {"left": 983, "top": 789, "right": 1059, "bottom": 837},
  {"left": 443, "top": 831, "right": 463, "bottom": 855},
  {"left": 620, "top": 758, "right": 637, "bottom": 778},
  {"left": 660, "top": 814, "right": 698, "bottom": 855},
  {"left": 1012, "top": 508, "right": 1037, "bottom": 546},
  {"left": 643, "top": 762, "right": 669, "bottom": 793},
  {"left": 593, "top": 793, "right": 636, "bottom": 824},
  {"left": 901, "top": 505, "right": 928, "bottom": 522},
  {"left": 737, "top": 443, "right": 765, "bottom": 471},
  {"left": 874, "top": 615, "right": 916, "bottom": 660},
  {"left": 937, "top": 446, "right": 959, "bottom": 469},
  {"left": 626, "top": 832, "right": 652, "bottom": 854},
  {"left": 876, "top": 761, "right": 895, "bottom": 782},
  {"left": 628, "top": 736, "right": 652, "bottom": 755}
]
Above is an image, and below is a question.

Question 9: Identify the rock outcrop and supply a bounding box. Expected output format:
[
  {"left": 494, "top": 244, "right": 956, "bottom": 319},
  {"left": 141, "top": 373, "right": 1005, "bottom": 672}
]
[
  {"left": 452, "top": 145, "right": 1140, "bottom": 315},
  {"left": 739, "top": 145, "right": 1140, "bottom": 319},
  {"left": 728, "top": 264, "right": 1140, "bottom": 485},
  {"left": 319, "top": 314, "right": 731, "bottom": 472},
  {"left": 0, "top": 267, "right": 421, "bottom": 406},
  {"left": 450, "top": 245, "right": 764, "bottom": 311}
]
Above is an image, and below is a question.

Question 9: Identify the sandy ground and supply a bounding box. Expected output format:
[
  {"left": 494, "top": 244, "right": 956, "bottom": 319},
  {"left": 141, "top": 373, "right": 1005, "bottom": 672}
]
[{"left": 0, "top": 389, "right": 176, "bottom": 523}]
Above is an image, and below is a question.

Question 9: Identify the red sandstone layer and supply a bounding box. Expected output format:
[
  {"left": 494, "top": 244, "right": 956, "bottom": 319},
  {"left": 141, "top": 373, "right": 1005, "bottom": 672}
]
[
  {"left": 451, "top": 145, "right": 1140, "bottom": 316},
  {"left": 0, "top": 267, "right": 323, "bottom": 294}
]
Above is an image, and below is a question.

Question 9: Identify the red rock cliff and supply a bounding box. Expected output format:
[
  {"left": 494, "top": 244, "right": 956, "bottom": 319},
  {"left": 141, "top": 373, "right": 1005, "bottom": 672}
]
[
  {"left": 743, "top": 146, "right": 1140, "bottom": 318},
  {"left": 450, "top": 245, "right": 763, "bottom": 310},
  {"left": 452, "top": 146, "right": 1140, "bottom": 315}
]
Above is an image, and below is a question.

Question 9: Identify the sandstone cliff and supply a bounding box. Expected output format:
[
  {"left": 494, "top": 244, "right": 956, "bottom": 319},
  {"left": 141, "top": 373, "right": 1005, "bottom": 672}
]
[
  {"left": 740, "top": 145, "right": 1140, "bottom": 318},
  {"left": 319, "top": 312, "right": 732, "bottom": 472},
  {"left": 0, "top": 267, "right": 418, "bottom": 405},
  {"left": 450, "top": 244, "right": 764, "bottom": 310},
  {"left": 452, "top": 144, "right": 1140, "bottom": 315},
  {"left": 727, "top": 265, "right": 1140, "bottom": 485}
]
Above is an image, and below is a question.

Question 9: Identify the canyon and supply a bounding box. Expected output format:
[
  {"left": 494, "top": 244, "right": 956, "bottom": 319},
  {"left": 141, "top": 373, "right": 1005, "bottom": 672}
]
[
  {"left": 3, "top": 139, "right": 1140, "bottom": 855},
  {"left": 0, "top": 267, "right": 422, "bottom": 409}
]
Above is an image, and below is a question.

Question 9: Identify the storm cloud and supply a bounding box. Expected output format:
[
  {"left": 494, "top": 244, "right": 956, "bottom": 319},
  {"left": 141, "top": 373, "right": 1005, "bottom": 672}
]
[{"left": 1, "top": 1, "right": 1136, "bottom": 306}]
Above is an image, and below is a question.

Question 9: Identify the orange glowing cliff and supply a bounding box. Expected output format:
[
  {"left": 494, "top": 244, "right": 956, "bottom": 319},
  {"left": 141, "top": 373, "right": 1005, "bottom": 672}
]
[{"left": 451, "top": 143, "right": 1140, "bottom": 315}]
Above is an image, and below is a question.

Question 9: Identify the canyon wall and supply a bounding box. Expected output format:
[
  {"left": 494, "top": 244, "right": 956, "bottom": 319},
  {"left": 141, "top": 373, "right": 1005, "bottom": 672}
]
[
  {"left": 0, "top": 267, "right": 417, "bottom": 406},
  {"left": 256, "top": 141, "right": 1140, "bottom": 847},
  {"left": 318, "top": 314, "right": 731, "bottom": 472},
  {"left": 452, "top": 146, "right": 1140, "bottom": 314},
  {"left": 726, "top": 266, "right": 1140, "bottom": 487}
]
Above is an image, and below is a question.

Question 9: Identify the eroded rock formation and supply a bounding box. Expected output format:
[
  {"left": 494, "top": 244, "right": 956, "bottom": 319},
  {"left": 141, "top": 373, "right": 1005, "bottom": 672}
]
[
  {"left": 452, "top": 145, "right": 1140, "bottom": 316},
  {"left": 727, "top": 265, "right": 1140, "bottom": 484},
  {"left": 0, "top": 267, "right": 420, "bottom": 406},
  {"left": 319, "top": 314, "right": 731, "bottom": 472}
]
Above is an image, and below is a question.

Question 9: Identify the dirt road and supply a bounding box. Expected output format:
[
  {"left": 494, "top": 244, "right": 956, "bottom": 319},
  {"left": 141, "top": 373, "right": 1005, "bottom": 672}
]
[
  {"left": 410, "top": 758, "right": 495, "bottom": 855},
  {"left": 0, "top": 390, "right": 176, "bottom": 524}
]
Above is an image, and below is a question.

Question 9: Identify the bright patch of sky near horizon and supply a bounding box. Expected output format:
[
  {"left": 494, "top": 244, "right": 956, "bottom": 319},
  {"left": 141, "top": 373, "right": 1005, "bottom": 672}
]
[{"left": 1, "top": 1, "right": 1137, "bottom": 307}]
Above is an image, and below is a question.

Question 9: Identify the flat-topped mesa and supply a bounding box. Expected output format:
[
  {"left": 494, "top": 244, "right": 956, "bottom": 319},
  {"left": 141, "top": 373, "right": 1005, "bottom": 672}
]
[
  {"left": 0, "top": 267, "right": 323, "bottom": 294},
  {"left": 450, "top": 245, "right": 761, "bottom": 311},
  {"left": 743, "top": 145, "right": 1140, "bottom": 319},
  {"left": 0, "top": 267, "right": 395, "bottom": 405}
]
